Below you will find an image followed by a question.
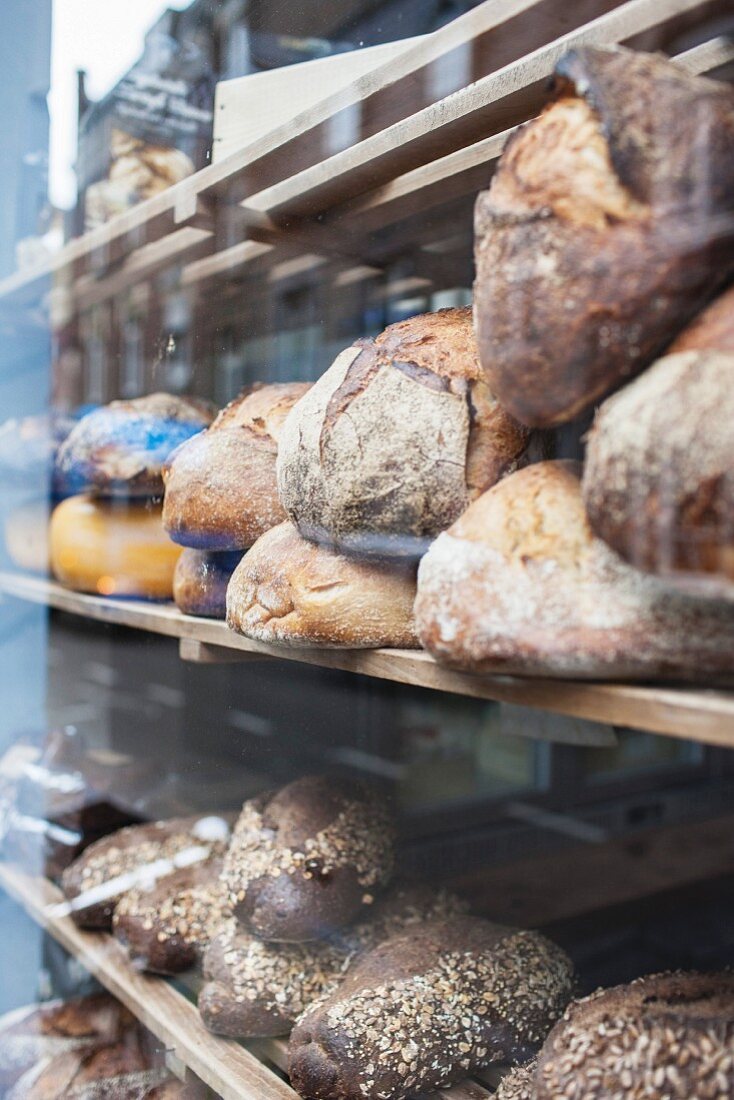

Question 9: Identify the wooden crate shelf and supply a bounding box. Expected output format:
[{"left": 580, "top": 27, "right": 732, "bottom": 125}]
[{"left": 2, "top": 571, "right": 734, "bottom": 748}]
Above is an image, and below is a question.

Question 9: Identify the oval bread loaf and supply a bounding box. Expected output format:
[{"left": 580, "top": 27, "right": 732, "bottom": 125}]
[
  {"left": 276, "top": 307, "right": 529, "bottom": 556},
  {"left": 474, "top": 46, "right": 734, "bottom": 427},
  {"left": 173, "top": 548, "right": 242, "bottom": 618},
  {"left": 416, "top": 460, "right": 734, "bottom": 681},
  {"left": 226, "top": 522, "right": 419, "bottom": 648},
  {"left": 288, "top": 916, "right": 574, "bottom": 1100},
  {"left": 222, "top": 777, "right": 395, "bottom": 942},
  {"left": 163, "top": 383, "right": 310, "bottom": 550}
]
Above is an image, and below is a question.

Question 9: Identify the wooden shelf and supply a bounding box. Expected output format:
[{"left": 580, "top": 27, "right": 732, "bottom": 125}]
[{"left": 3, "top": 571, "right": 734, "bottom": 748}]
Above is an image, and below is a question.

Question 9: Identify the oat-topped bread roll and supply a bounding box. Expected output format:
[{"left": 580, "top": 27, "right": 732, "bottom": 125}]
[
  {"left": 535, "top": 971, "right": 734, "bottom": 1100},
  {"left": 288, "top": 916, "right": 574, "bottom": 1100},
  {"left": 474, "top": 46, "right": 734, "bottom": 428},
  {"left": 226, "top": 522, "right": 419, "bottom": 648},
  {"left": 199, "top": 883, "right": 466, "bottom": 1038},
  {"left": 113, "top": 859, "right": 228, "bottom": 975},
  {"left": 222, "top": 777, "right": 395, "bottom": 942},
  {"left": 162, "top": 383, "right": 310, "bottom": 550},
  {"left": 55, "top": 393, "right": 214, "bottom": 498},
  {"left": 61, "top": 813, "right": 232, "bottom": 929},
  {"left": 277, "top": 308, "right": 529, "bottom": 556},
  {"left": 173, "top": 548, "right": 242, "bottom": 618},
  {"left": 416, "top": 460, "right": 734, "bottom": 681},
  {"left": 495, "top": 1062, "right": 536, "bottom": 1100}
]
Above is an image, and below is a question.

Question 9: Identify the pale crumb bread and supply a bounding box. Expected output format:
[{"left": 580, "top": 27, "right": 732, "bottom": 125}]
[
  {"left": 416, "top": 460, "right": 734, "bottom": 681},
  {"left": 226, "top": 522, "right": 419, "bottom": 648},
  {"left": 163, "top": 383, "right": 310, "bottom": 550},
  {"left": 222, "top": 778, "right": 395, "bottom": 943},
  {"left": 288, "top": 916, "right": 574, "bottom": 1100},
  {"left": 276, "top": 308, "right": 529, "bottom": 556},
  {"left": 173, "top": 548, "right": 243, "bottom": 619}
]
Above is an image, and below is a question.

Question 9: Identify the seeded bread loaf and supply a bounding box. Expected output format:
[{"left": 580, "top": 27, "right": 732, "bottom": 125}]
[
  {"left": 199, "top": 883, "right": 466, "bottom": 1038},
  {"left": 173, "top": 549, "right": 242, "bottom": 618},
  {"left": 416, "top": 460, "right": 734, "bottom": 681},
  {"left": 222, "top": 777, "right": 395, "bottom": 942},
  {"left": 61, "top": 814, "right": 233, "bottom": 929},
  {"left": 226, "top": 522, "right": 419, "bottom": 648},
  {"left": 7, "top": 1041, "right": 167, "bottom": 1100},
  {"left": 162, "top": 383, "right": 310, "bottom": 550},
  {"left": 494, "top": 1062, "right": 536, "bottom": 1100},
  {"left": 535, "top": 971, "right": 734, "bottom": 1100},
  {"left": 276, "top": 308, "right": 529, "bottom": 556},
  {"left": 288, "top": 916, "right": 574, "bottom": 1100},
  {"left": 55, "top": 394, "right": 214, "bottom": 498},
  {"left": 474, "top": 46, "right": 734, "bottom": 427}
]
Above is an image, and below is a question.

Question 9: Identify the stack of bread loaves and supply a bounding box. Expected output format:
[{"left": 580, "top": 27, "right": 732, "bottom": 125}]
[
  {"left": 226, "top": 307, "right": 532, "bottom": 648},
  {"left": 50, "top": 394, "right": 215, "bottom": 599}
]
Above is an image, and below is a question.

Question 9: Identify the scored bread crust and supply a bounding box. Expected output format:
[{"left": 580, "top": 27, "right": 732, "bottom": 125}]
[
  {"left": 474, "top": 46, "right": 734, "bottom": 427},
  {"left": 173, "top": 548, "right": 243, "bottom": 619},
  {"left": 415, "top": 460, "right": 734, "bottom": 680},
  {"left": 163, "top": 383, "right": 310, "bottom": 550},
  {"left": 226, "top": 522, "right": 419, "bottom": 648},
  {"left": 276, "top": 308, "right": 529, "bottom": 556},
  {"left": 583, "top": 349, "right": 734, "bottom": 597},
  {"left": 535, "top": 972, "right": 734, "bottom": 1100}
]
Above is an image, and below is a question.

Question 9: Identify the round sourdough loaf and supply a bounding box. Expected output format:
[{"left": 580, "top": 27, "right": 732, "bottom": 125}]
[
  {"left": 55, "top": 393, "right": 214, "bottom": 498},
  {"left": 173, "top": 548, "right": 242, "bottom": 618},
  {"left": 415, "top": 460, "right": 734, "bottom": 681},
  {"left": 474, "top": 46, "right": 734, "bottom": 427},
  {"left": 163, "top": 383, "right": 310, "bottom": 550},
  {"left": 276, "top": 307, "right": 529, "bottom": 556},
  {"left": 226, "top": 522, "right": 419, "bottom": 648},
  {"left": 535, "top": 972, "right": 734, "bottom": 1100}
]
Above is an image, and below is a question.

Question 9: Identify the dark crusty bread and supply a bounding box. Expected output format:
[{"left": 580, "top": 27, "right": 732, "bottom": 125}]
[
  {"left": 276, "top": 308, "right": 529, "bottom": 556},
  {"left": 416, "top": 460, "right": 734, "bottom": 681},
  {"left": 55, "top": 394, "right": 214, "bottom": 498},
  {"left": 535, "top": 971, "right": 734, "bottom": 1100},
  {"left": 494, "top": 1062, "right": 536, "bottom": 1100},
  {"left": 199, "top": 883, "right": 466, "bottom": 1038},
  {"left": 226, "top": 522, "right": 419, "bottom": 648},
  {"left": 163, "top": 383, "right": 310, "bottom": 550},
  {"left": 61, "top": 814, "right": 232, "bottom": 929},
  {"left": 288, "top": 916, "right": 574, "bottom": 1100},
  {"left": 222, "top": 777, "right": 395, "bottom": 942},
  {"left": 113, "top": 859, "right": 228, "bottom": 975},
  {"left": 669, "top": 283, "right": 734, "bottom": 355},
  {"left": 474, "top": 46, "right": 734, "bottom": 427},
  {"left": 173, "top": 549, "right": 242, "bottom": 619}
]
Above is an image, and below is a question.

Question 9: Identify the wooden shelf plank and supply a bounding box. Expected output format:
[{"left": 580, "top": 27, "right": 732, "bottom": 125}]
[{"left": 3, "top": 572, "right": 734, "bottom": 747}]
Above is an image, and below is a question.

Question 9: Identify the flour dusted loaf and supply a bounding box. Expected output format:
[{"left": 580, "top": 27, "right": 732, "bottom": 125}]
[
  {"left": 288, "top": 916, "right": 574, "bottom": 1100},
  {"left": 7, "top": 1036, "right": 167, "bottom": 1100},
  {"left": 163, "top": 383, "right": 310, "bottom": 550},
  {"left": 534, "top": 971, "right": 734, "bottom": 1100},
  {"left": 222, "top": 777, "right": 395, "bottom": 942},
  {"left": 61, "top": 813, "right": 232, "bottom": 929},
  {"left": 173, "top": 549, "right": 242, "bottom": 618},
  {"left": 226, "top": 522, "right": 419, "bottom": 648},
  {"left": 55, "top": 393, "right": 214, "bottom": 498},
  {"left": 474, "top": 46, "right": 734, "bottom": 427},
  {"left": 416, "top": 460, "right": 734, "bottom": 681},
  {"left": 199, "top": 883, "right": 466, "bottom": 1038},
  {"left": 277, "top": 308, "right": 529, "bottom": 556},
  {"left": 583, "top": 285, "right": 734, "bottom": 596}
]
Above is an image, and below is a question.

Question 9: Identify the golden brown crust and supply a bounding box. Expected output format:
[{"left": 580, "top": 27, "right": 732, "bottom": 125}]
[
  {"left": 163, "top": 383, "right": 310, "bottom": 551},
  {"left": 226, "top": 522, "right": 419, "bottom": 648},
  {"left": 474, "top": 46, "right": 734, "bottom": 427}
]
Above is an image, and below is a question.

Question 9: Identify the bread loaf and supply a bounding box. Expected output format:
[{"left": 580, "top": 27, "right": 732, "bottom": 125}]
[
  {"left": 288, "top": 916, "right": 574, "bottom": 1100},
  {"left": 416, "top": 460, "right": 734, "bottom": 680},
  {"left": 7, "top": 1040, "right": 167, "bottom": 1100},
  {"left": 583, "top": 287, "right": 734, "bottom": 595},
  {"left": 226, "top": 522, "right": 419, "bottom": 648},
  {"left": 535, "top": 971, "right": 734, "bottom": 1100},
  {"left": 222, "top": 778, "right": 395, "bottom": 942},
  {"left": 61, "top": 814, "right": 232, "bottom": 929},
  {"left": 494, "top": 1063, "right": 536, "bottom": 1100},
  {"left": 173, "top": 549, "right": 242, "bottom": 619},
  {"left": 276, "top": 308, "right": 529, "bottom": 556},
  {"left": 474, "top": 46, "right": 734, "bottom": 427},
  {"left": 50, "top": 496, "right": 181, "bottom": 599},
  {"left": 199, "top": 883, "right": 466, "bottom": 1038}
]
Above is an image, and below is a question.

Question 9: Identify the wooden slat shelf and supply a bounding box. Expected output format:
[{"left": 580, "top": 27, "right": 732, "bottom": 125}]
[{"left": 3, "top": 571, "right": 734, "bottom": 748}]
